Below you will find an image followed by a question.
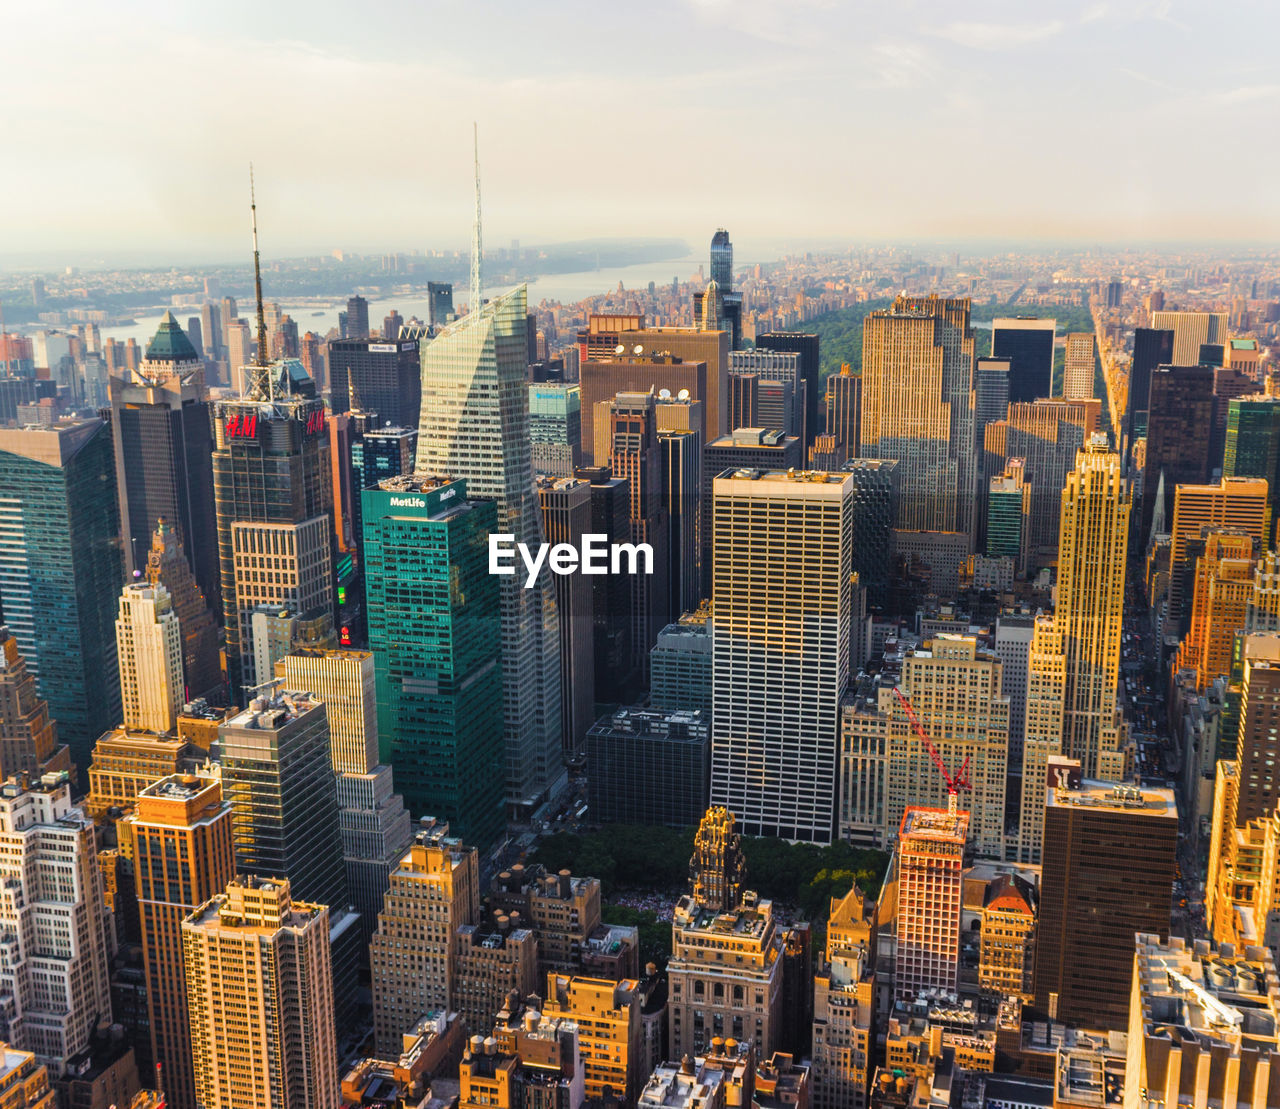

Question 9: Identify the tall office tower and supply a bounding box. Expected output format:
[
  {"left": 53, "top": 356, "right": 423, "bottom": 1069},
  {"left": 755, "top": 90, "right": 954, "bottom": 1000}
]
[
  {"left": 542, "top": 974, "right": 645, "bottom": 1106},
  {"left": 84, "top": 727, "right": 187, "bottom": 835},
  {"left": 1126, "top": 935, "right": 1280, "bottom": 1109},
  {"left": 213, "top": 356, "right": 332, "bottom": 697},
  {"left": 729, "top": 350, "right": 803, "bottom": 438},
  {"left": 1211, "top": 367, "right": 1261, "bottom": 470},
  {"left": 840, "top": 636, "right": 1007, "bottom": 856},
  {"left": 200, "top": 301, "right": 222, "bottom": 361},
  {"left": 279, "top": 648, "right": 412, "bottom": 945},
  {"left": 986, "top": 459, "right": 1030, "bottom": 574},
  {"left": 0, "top": 628, "right": 69, "bottom": 781},
  {"left": 709, "top": 228, "right": 733, "bottom": 289},
  {"left": 1125, "top": 327, "right": 1174, "bottom": 461},
  {"left": 893, "top": 807, "right": 969, "bottom": 999},
  {"left": 1173, "top": 532, "right": 1255, "bottom": 689},
  {"left": 689, "top": 805, "right": 746, "bottom": 913},
  {"left": 586, "top": 706, "right": 710, "bottom": 827},
  {"left": 0, "top": 420, "right": 121, "bottom": 771},
  {"left": 823, "top": 364, "right": 862, "bottom": 466},
  {"left": 453, "top": 915, "right": 538, "bottom": 1036},
  {"left": 218, "top": 688, "right": 359, "bottom": 1033},
  {"left": 123, "top": 774, "right": 235, "bottom": 1109},
  {"left": 0, "top": 774, "right": 110, "bottom": 1078},
  {"left": 994, "top": 614, "right": 1034, "bottom": 773},
  {"left": 1062, "top": 332, "right": 1095, "bottom": 400},
  {"left": 810, "top": 885, "right": 876, "bottom": 1109},
  {"left": 1168, "top": 478, "right": 1269, "bottom": 633},
  {"left": 369, "top": 819, "right": 480, "bottom": 1056},
  {"left": 363, "top": 476, "right": 504, "bottom": 847},
  {"left": 1142, "top": 363, "right": 1215, "bottom": 542},
  {"left": 1151, "top": 309, "right": 1229, "bottom": 366},
  {"left": 657, "top": 421, "right": 702, "bottom": 620},
  {"left": 1247, "top": 556, "right": 1280, "bottom": 633},
  {"left": 225, "top": 317, "right": 252, "bottom": 391},
  {"left": 579, "top": 353, "right": 713, "bottom": 466},
  {"left": 1105, "top": 278, "right": 1123, "bottom": 308},
  {"left": 599, "top": 391, "right": 669, "bottom": 676},
  {"left": 650, "top": 608, "right": 713, "bottom": 717},
  {"left": 668, "top": 887, "right": 784, "bottom": 1057},
  {"left": 1224, "top": 395, "right": 1280, "bottom": 545},
  {"left": 991, "top": 317, "right": 1055, "bottom": 404},
  {"left": 110, "top": 313, "right": 219, "bottom": 607},
  {"left": 840, "top": 458, "right": 899, "bottom": 610},
  {"left": 328, "top": 335, "right": 422, "bottom": 427},
  {"left": 710, "top": 469, "right": 855, "bottom": 843},
  {"left": 145, "top": 519, "right": 222, "bottom": 701},
  {"left": 974, "top": 356, "right": 1010, "bottom": 444},
  {"left": 529, "top": 384, "right": 582, "bottom": 477},
  {"left": 183, "top": 876, "right": 338, "bottom": 1109},
  {"left": 860, "top": 296, "right": 976, "bottom": 535},
  {"left": 976, "top": 874, "right": 1037, "bottom": 1001},
  {"left": 381, "top": 309, "right": 404, "bottom": 341},
  {"left": 298, "top": 330, "right": 325, "bottom": 392},
  {"left": 575, "top": 466, "right": 637, "bottom": 704},
  {"left": 345, "top": 294, "right": 370, "bottom": 339},
  {"left": 701, "top": 428, "right": 803, "bottom": 596},
  {"left": 538, "top": 477, "right": 595, "bottom": 762},
  {"left": 755, "top": 332, "right": 820, "bottom": 450},
  {"left": 115, "top": 582, "right": 183, "bottom": 734},
  {"left": 1033, "top": 775, "right": 1176, "bottom": 1029},
  {"left": 427, "top": 281, "right": 454, "bottom": 327},
  {"left": 1017, "top": 441, "right": 1130, "bottom": 862},
  {"left": 983, "top": 399, "right": 1094, "bottom": 567},
  {"left": 418, "top": 285, "right": 564, "bottom": 815}
]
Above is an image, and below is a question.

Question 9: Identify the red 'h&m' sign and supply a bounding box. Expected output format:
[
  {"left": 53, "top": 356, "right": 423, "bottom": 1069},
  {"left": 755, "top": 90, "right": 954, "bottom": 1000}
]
[
  {"left": 304, "top": 409, "right": 326, "bottom": 435},
  {"left": 225, "top": 412, "right": 258, "bottom": 439}
]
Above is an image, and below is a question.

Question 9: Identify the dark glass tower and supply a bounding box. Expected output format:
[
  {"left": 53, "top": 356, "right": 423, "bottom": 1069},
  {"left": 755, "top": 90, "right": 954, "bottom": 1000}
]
[
  {"left": 756, "top": 331, "right": 820, "bottom": 451},
  {"left": 1142, "top": 364, "right": 1214, "bottom": 545},
  {"left": 110, "top": 312, "right": 219, "bottom": 611},
  {"left": 710, "top": 229, "right": 733, "bottom": 289},
  {"left": 327, "top": 336, "right": 423, "bottom": 428},
  {"left": 362, "top": 476, "right": 504, "bottom": 849},
  {"left": 212, "top": 359, "right": 333, "bottom": 698},
  {"left": 0, "top": 419, "right": 122, "bottom": 773},
  {"left": 345, "top": 294, "right": 369, "bottom": 339},
  {"left": 1126, "top": 328, "right": 1174, "bottom": 466},
  {"left": 427, "top": 282, "right": 454, "bottom": 327},
  {"left": 991, "top": 317, "right": 1055, "bottom": 404}
]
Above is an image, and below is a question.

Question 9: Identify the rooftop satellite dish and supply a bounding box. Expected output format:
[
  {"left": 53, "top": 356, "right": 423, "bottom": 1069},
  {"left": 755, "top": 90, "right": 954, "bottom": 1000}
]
[
  {"left": 678, "top": 388, "right": 690, "bottom": 400},
  {"left": 633, "top": 344, "right": 644, "bottom": 355},
  {"left": 659, "top": 388, "right": 672, "bottom": 399},
  {"left": 614, "top": 344, "right": 626, "bottom": 355}
]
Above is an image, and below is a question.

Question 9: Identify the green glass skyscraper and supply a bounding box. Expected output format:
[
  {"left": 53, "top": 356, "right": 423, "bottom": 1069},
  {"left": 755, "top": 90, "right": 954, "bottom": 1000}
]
[
  {"left": 362, "top": 475, "right": 504, "bottom": 850},
  {"left": 1224, "top": 396, "right": 1280, "bottom": 545},
  {"left": 0, "top": 420, "right": 122, "bottom": 772}
]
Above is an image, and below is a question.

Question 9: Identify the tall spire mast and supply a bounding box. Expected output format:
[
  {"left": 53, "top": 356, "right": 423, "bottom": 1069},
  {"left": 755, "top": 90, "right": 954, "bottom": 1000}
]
[
  {"left": 470, "top": 123, "right": 483, "bottom": 314},
  {"left": 249, "top": 165, "right": 271, "bottom": 400}
]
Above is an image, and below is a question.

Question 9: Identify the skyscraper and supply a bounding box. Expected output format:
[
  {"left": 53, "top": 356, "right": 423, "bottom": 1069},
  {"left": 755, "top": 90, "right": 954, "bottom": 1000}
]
[
  {"left": 1172, "top": 532, "right": 1255, "bottom": 690},
  {"left": 1150, "top": 309, "right": 1228, "bottom": 366},
  {"left": 124, "top": 774, "right": 235, "bottom": 1108},
  {"left": 860, "top": 296, "right": 976, "bottom": 535},
  {"left": 369, "top": 819, "right": 480, "bottom": 1056},
  {"left": 1223, "top": 395, "right": 1280, "bottom": 546},
  {"left": 0, "top": 773, "right": 112, "bottom": 1076},
  {"left": 144, "top": 519, "right": 222, "bottom": 702},
  {"left": 986, "top": 459, "right": 1029, "bottom": 574},
  {"left": 810, "top": 885, "right": 876, "bottom": 1109},
  {"left": 893, "top": 806, "right": 969, "bottom": 998},
  {"left": 1062, "top": 332, "right": 1095, "bottom": 400},
  {"left": 710, "top": 468, "right": 855, "bottom": 843},
  {"left": 109, "top": 312, "right": 219, "bottom": 608},
  {"left": 709, "top": 229, "right": 733, "bottom": 289},
  {"left": 416, "top": 285, "right": 564, "bottom": 814},
  {"left": 427, "top": 281, "right": 454, "bottom": 327},
  {"left": 1019, "top": 439, "right": 1130, "bottom": 862},
  {"left": 0, "top": 420, "right": 122, "bottom": 771},
  {"left": 183, "top": 876, "right": 338, "bottom": 1109},
  {"left": 756, "top": 332, "right": 820, "bottom": 451},
  {"left": 1125, "top": 327, "right": 1174, "bottom": 465},
  {"left": 991, "top": 317, "right": 1055, "bottom": 404},
  {"left": 1033, "top": 775, "right": 1176, "bottom": 1029},
  {"left": 115, "top": 582, "right": 183, "bottom": 735},
  {"left": 529, "top": 384, "right": 582, "bottom": 478},
  {"left": 1142, "top": 363, "right": 1214, "bottom": 543},
  {"left": 0, "top": 628, "right": 69, "bottom": 781},
  {"left": 345, "top": 294, "right": 370, "bottom": 340},
  {"left": 363, "top": 475, "right": 505, "bottom": 848},
  {"left": 327, "top": 335, "right": 422, "bottom": 428},
  {"left": 822, "top": 364, "right": 861, "bottom": 466},
  {"left": 974, "top": 355, "right": 1010, "bottom": 440},
  {"left": 212, "top": 358, "right": 333, "bottom": 697}
]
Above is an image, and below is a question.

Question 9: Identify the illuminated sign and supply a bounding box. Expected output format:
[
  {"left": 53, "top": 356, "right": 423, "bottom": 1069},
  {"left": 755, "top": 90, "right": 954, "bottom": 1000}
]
[
  {"left": 389, "top": 496, "right": 426, "bottom": 508},
  {"left": 225, "top": 412, "right": 258, "bottom": 439},
  {"left": 302, "top": 409, "right": 326, "bottom": 435}
]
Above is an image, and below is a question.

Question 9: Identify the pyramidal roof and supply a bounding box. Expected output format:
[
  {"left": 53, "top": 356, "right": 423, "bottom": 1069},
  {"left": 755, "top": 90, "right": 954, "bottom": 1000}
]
[{"left": 144, "top": 311, "right": 200, "bottom": 363}]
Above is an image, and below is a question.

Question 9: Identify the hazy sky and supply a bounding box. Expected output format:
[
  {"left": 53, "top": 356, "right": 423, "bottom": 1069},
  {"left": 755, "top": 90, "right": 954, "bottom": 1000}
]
[{"left": 6, "top": 0, "right": 1279, "bottom": 262}]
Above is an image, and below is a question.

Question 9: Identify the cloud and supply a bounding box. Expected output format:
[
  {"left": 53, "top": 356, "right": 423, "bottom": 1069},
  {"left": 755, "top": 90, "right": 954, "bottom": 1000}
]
[
  {"left": 863, "top": 39, "right": 935, "bottom": 89},
  {"left": 1211, "top": 83, "right": 1280, "bottom": 104},
  {"left": 929, "top": 19, "right": 1064, "bottom": 50}
]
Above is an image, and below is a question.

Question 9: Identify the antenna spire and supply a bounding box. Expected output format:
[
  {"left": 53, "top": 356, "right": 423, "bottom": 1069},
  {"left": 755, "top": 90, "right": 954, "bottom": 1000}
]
[
  {"left": 250, "top": 165, "right": 270, "bottom": 387},
  {"left": 470, "top": 123, "right": 483, "bottom": 314}
]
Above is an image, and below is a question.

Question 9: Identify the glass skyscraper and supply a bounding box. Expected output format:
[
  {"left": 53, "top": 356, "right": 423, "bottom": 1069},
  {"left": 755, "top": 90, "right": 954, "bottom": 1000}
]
[
  {"left": 0, "top": 420, "right": 122, "bottom": 773},
  {"left": 416, "top": 285, "right": 564, "bottom": 814},
  {"left": 362, "top": 476, "right": 504, "bottom": 849}
]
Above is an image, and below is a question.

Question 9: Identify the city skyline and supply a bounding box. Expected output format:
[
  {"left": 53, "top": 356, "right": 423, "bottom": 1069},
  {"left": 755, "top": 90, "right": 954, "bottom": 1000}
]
[{"left": 6, "top": 2, "right": 1280, "bottom": 262}]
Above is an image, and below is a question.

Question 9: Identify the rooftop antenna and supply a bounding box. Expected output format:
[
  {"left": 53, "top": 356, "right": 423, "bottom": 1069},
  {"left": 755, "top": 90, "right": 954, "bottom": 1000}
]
[
  {"left": 249, "top": 164, "right": 271, "bottom": 400},
  {"left": 470, "top": 123, "right": 483, "bottom": 315}
]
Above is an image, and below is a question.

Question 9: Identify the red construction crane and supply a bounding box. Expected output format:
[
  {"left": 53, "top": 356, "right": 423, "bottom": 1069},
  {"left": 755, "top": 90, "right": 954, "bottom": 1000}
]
[{"left": 892, "top": 687, "right": 970, "bottom": 815}]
